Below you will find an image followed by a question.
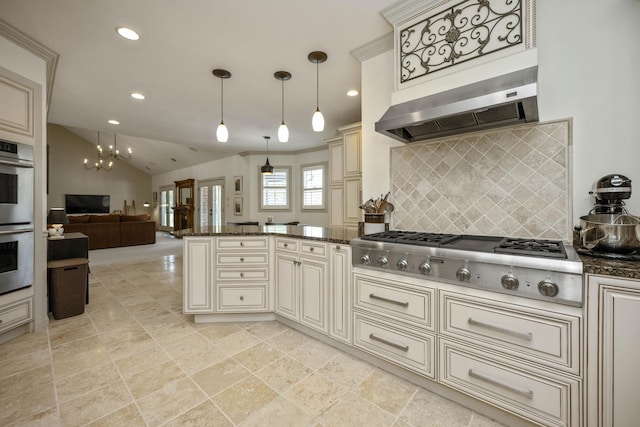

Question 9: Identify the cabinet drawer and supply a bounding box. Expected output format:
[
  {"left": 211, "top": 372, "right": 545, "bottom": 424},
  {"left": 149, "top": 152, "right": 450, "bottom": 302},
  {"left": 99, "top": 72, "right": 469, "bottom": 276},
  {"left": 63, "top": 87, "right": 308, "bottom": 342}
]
[
  {"left": 300, "top": 241, "right": 326, "bottom": 258},
  {"left": 216, "top": 267, "right": 268, "bottom": 281},
  {"left": 353, "top": 312, "right": 434, "bottom": 378},
  {"left": 0, "top": 298, "right": 33, "bottom": 333},
  {"left": 216, "top": 237, "right": 268, "bottom": 250},
  {"left": 440, "top": 291, "right": 580, "bottom": 374},
  {"left": 439, "top": 339, "right": 580, "bottom": 427},
  {"left": 216, "top": 252, "right": 268, "bottom": 266},
  {"left": 275, "top": 238, "right": 298, "bottom": 253},
  {"left": 217, "top": 286, "right": 267, "bottom": 311},
  {"left": 354, "top": 274, "right": 434, "bottom": 330}
]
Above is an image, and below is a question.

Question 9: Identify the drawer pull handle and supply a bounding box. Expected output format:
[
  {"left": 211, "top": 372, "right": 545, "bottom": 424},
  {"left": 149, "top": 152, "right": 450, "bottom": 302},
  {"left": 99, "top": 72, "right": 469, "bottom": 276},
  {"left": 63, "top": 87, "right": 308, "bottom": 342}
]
[
  {"left": 240, "top": 272, "right": 244, "bottom": 277},
  {"left": 369, "top": 293, "right": 409, "bottom": 307},
  {"left": 310, "top": 247, "right": 314, "bottom": 252},
  {"left": 369, "top": 333, "right": 409, "bottom": 352},
  {"left": 284, "top": 243, "right": 288, "bottom": 247},
  {"left": 468, "top": 369, "right": 533, "bottom": 400},
  {"left": 336, "top": 245, "right": 341, "bottom": 250},
  {"left": 0, "top": 319, "right": 3, "bottom": 324},
  {"left": 240, "top": 242, "right": 244, "bottom": 246},
  {"left": 467, "top": 318, "right": 532, "bottom": 341},
  {"left": 240, "top": 258, "right": 244, "bottom": 262},
  {"left": 240, "top": 296, "right": 244, "bottom": 301}
]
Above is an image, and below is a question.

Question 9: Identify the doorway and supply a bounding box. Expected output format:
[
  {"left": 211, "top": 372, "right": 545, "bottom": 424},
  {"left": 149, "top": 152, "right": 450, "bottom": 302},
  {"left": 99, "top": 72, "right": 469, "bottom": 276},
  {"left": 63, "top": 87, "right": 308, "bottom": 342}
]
[
  {"left": 159, "top": 185, "right": 174, "bottom": 232},
  {"left": 198, "top": 178, "right": 224, "bottom": 229}
]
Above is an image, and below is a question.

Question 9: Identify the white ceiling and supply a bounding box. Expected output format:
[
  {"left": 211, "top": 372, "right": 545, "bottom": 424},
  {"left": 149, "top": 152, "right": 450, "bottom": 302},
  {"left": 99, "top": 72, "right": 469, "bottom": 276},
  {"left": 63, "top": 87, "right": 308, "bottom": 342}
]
[{"left": 0, "top": 0, "right": 396, "bottom": 174}]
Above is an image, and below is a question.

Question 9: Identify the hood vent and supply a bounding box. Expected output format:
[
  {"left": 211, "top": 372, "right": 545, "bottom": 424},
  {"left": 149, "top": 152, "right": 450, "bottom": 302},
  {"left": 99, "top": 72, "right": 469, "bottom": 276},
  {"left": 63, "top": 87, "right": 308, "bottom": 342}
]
[{"left": 375, "top": 66, "right": 539, "bottom": 143}]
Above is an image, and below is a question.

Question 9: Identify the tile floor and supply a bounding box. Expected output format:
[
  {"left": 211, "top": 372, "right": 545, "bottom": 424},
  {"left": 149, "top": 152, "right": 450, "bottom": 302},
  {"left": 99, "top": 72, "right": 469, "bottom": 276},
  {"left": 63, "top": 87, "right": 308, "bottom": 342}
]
[{"left": 0, "top": 253, "right": 505, "bottom": 426}]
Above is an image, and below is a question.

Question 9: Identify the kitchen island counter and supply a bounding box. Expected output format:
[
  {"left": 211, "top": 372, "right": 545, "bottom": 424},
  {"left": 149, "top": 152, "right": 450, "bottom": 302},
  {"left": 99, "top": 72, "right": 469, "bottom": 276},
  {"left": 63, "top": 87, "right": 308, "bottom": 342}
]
[
  {"left": 579, "top": 253, "right": 640, "bottom": 280},
  {"left": 175, "top": 224, "right": 360, "bottom": 245}
]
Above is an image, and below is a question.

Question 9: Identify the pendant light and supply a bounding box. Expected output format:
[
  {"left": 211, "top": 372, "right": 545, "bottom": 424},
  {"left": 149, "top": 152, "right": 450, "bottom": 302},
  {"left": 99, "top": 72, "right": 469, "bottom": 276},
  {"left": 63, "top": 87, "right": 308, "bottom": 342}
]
[
  {"left": 212, "top": 69, "right": 231, "bottom": 143},
  {"left": 274, "top": 71, "right": 291, "bottom": 142},
  {"left": 261, "top": 136, "right": 274, "bottom": 175},
  {"left": 308, "top": 51, "right": 327, "bottom": 132}
]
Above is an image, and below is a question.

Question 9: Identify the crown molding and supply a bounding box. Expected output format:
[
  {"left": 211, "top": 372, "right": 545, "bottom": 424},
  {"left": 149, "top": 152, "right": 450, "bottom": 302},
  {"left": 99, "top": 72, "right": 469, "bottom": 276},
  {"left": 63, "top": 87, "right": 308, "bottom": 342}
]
[
  {"left": 0, "top": 18, "right": 59, "bottom": 115},
  {"left": 351, "top": 32, "right": 393, "bottom": 62},
  {"left": 381, "top": 0, "right": 448, "bottom": 26}
]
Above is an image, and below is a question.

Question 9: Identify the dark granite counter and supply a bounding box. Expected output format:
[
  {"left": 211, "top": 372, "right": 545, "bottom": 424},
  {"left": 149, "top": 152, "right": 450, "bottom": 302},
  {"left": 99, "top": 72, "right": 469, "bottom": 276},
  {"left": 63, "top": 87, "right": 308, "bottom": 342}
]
[
  {"left": 578, "top": 252, "right": 640, "bottom": 280},
  {"left": 175, "top": 224, "right": 361, "bottom": 245}
]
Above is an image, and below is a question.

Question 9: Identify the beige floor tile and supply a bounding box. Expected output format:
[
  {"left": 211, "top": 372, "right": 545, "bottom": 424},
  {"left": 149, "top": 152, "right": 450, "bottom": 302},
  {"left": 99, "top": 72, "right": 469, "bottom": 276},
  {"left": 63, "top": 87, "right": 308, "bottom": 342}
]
[
  {"left": 49, "top": 322, "right": 98, "bottom": 347},
  {"left": 318, "top": 352, "right": 375, "bottom": 389},
  {"left": 59, "top": 379, "right": 132, "bottom": 427},
  {"left": 213, "top": 329, "right": 262, "bottom": 356},
  {"left": 283, "top": 373, "right": 347, "bottom": 418},
  {"left": 136, "top": 377, "right": 207, "bottom": 427},
  {"left": 117, "top": 293, "right": 156, "bottom": 307},
  {"left": 0, "top": 349, "right": 51, "bottom": 379},
  {"left": 192, "top": 322, "right": 243, "bottom": 341},
  {"left": 55, "top": 361, "right": 121, "bottom": 403},
  {"left": 255, "top": 355, "right": 313, "bottom": 393},
  {"left": 233, "top": 342, "right": 283, "bottom": 372},
  {"left": 240, "top": 395, "right": 316, "bottom": 427},
  {"left": 123, "top": 359, "right": 185, "bottom": 399},
  {"left": 213, "top": 375, "right": 278, "bottom": 425},
  {"left": 0, "top": 376, "right": 56, "bottom": 425},
  {"left": 265, "top": 327, "right": 309, "bottom": 353},
  {"left": 113, "top": 344, "right": 171, "bottom": 376},
  {"left": 87, "top": 403, "right": 145, "bottom": 426},
  {"left": 245, "top": 320, "right": 289, "bottom": 339},
  {"left": 162, "top": 333, "right": 227, "bottom": 375},
  {"left": 163, "top": 400, "right": 233, "bottom": 427},
  {"left": 51, "top": 334, "right": 105, "bottom": 361},
  {"left": 0, "top": 330, "right": 49, "bottom": 362},
  {"left": 8, "top": 406, "right": 61, "bottom": 427},
  {"left": 105, "top": 330, "right": 156, "bottom": 360},
  {"left": 52, "top": 346, "right": 112, "bottom": 378},
  {"left": 288, "top": 338, "right": 341, "bottom": 370},
  {"left": 398, "top": 388, "right": 472, "bottom": 427},
  {"left": 355, "top": 369, "right": 417, "bottom": 416},
  {"left": 192, "top": 358, "right": 251, "bottom": 396},
  {"left": 0, "top": 364, "right": 52, "bottom": 401},
  {"left": 320, "top": 392, "right": 397, "bottom": 427},
  {"left": 469, "top": 412, "right": 507, "bottom": 427}
]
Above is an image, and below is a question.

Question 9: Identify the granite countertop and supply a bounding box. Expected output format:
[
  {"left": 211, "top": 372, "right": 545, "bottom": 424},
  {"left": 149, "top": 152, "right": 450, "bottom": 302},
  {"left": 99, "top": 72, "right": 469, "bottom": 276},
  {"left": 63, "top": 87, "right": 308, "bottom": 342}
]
[
  {"left": 175, "top": 224, "right": 361, "bottom": 245},
  {"left": 577, "top": 252, "right": 640, "bottom": 280}
]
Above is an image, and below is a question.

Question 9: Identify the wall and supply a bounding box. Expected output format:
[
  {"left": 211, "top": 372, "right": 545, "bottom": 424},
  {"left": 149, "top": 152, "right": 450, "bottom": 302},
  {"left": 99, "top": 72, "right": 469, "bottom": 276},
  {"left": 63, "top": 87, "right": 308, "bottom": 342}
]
[
  {"left": 150, "top": 147, "right": 329, "bottom": 228},
  {"left": 361, "top": 0, "right": 640, "bottom": 232},
  {"left": 47, "top": 124, "right": 152, "bottom": 215}
]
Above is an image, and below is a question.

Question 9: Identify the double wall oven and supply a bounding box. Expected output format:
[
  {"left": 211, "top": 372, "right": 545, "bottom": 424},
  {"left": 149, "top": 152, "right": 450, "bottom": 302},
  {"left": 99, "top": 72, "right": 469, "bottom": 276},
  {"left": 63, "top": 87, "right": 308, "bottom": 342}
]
[{"left": 0, "top": 140, "right": 34, "bottom": 295}]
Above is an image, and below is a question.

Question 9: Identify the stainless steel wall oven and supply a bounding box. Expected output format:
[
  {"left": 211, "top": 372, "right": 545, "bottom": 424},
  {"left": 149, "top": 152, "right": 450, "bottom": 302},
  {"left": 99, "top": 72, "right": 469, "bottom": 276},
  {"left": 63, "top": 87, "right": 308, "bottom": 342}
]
[{"left": 0, "top": 140, "right": 34, "bottom": 295}]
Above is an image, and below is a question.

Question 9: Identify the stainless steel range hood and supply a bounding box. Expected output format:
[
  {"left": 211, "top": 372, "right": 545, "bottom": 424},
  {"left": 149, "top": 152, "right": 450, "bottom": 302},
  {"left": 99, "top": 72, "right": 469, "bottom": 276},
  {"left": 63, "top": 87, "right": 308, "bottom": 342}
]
[{"left": 375, "top": 66, "right": 539, "bottom": 143}]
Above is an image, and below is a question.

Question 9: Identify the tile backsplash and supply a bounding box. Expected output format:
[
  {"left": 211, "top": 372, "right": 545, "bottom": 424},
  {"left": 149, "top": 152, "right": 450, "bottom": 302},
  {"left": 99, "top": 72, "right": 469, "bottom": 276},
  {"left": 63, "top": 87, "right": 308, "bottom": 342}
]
[{"left": 390, "top": 119, "right": 572, "bottom": 242}]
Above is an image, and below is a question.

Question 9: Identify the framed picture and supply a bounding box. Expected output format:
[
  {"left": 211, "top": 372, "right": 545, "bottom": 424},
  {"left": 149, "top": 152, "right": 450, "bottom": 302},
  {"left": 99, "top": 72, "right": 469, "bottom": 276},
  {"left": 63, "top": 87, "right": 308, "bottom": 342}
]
[
  {"left": 233, "top": 176, "right": 243, "bottom": 194},
  {"left": 233, "top": 197, "right": 243, "bottom": 216}
]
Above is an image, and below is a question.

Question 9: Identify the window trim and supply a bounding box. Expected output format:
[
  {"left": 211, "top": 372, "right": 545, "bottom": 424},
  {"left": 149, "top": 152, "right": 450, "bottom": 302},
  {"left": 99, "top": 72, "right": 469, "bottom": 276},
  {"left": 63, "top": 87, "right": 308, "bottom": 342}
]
[
  {"left": 259, "top": 165, "right": 291, "bottom": 211},
  {"left": 300, "top": 162, "right": 327, "bottom": 211}
]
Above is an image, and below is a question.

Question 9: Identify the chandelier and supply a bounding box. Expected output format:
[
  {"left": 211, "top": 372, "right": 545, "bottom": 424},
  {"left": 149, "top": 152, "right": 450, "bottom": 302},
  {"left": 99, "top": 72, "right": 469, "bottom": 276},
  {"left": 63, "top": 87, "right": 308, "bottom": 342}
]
[{"left": 83, "top": 132, "right": 131, "bottom": 171}]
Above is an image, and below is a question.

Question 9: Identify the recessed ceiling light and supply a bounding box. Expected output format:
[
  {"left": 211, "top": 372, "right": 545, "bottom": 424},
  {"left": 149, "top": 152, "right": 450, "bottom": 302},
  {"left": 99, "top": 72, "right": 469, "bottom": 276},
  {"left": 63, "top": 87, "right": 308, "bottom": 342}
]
[
  {"left": 130, "top": 92, "right": 145, "bottom": 100},
  {"left": 116, "top": 27, "right": 140, "bottom": 41},
  {"left": 108, "top": 119, "right": 120, "bottom": 125},
  {"left": 347, "top": 90, "right": 359, "bottom": 97}
]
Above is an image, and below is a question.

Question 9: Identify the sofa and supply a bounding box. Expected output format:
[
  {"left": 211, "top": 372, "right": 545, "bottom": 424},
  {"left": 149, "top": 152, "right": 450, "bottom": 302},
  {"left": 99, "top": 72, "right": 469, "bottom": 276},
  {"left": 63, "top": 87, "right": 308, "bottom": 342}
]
[{"left": 64, "top": 214, "right": 156, "bottom": 250}]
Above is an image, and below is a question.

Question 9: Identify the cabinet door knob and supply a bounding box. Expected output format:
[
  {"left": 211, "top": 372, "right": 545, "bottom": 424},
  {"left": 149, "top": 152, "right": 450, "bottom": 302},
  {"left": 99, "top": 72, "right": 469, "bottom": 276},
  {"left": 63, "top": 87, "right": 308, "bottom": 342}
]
[
  {"left": 240, "top": 296, "right": 244, "bottom": 301},
  {"left": 336, "top": 245, "right": 341, "bottom": 250},
  {"left": 240, "top": 242, "right": 244, "bottom": 247},
  {"left": 240, "top": 257, "right": 244, "bottom": 262},
  {"left": 310, "top": 247, "right": 314, "bottom": 252},
  {"left": 284, "top": 243, "right": 288, "bottom": 248},
  {"left": 240, "top": 272, "right": 244, "bottom": 277}
]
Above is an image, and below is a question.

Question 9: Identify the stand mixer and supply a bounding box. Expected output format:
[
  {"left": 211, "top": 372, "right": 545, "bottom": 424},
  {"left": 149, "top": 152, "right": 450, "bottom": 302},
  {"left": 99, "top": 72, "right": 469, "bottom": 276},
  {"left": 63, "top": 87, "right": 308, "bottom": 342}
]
[{"left": 589, "top": 174, "right": 632, "bottom": 214}]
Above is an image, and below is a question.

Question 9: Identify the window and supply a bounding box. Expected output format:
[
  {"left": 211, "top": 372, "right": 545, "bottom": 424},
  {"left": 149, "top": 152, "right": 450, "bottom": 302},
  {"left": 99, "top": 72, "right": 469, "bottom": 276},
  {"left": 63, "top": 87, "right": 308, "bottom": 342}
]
[
  {"left": 301, "top": 163, "right": 325, "bottom": 210},
  {"left": 260, "top": 166, "right": 290, "bottom": 210}
]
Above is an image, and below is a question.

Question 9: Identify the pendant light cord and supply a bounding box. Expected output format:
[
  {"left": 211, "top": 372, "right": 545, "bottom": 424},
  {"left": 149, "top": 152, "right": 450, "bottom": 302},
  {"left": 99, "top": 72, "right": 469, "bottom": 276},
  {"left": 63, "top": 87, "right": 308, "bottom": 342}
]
[
  {"left": 220, "top": 78, "right": 224, "bottom": 123},
  {"left": 281, "top": 79, "right": 285, "bottom": 123},
  {"left": 316, "top": 61, "right": 319, "bottom": 110}
]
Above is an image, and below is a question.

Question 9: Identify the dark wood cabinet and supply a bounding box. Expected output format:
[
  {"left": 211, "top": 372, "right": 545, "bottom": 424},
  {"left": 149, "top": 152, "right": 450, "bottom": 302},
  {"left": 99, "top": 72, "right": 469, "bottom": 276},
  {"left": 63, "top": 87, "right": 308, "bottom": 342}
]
[
  {"left": 47, "top": 232, "right": 89, "bottom": 304},
  {"left": 174, "top": 178, "right": 195, "bottom": 231}
]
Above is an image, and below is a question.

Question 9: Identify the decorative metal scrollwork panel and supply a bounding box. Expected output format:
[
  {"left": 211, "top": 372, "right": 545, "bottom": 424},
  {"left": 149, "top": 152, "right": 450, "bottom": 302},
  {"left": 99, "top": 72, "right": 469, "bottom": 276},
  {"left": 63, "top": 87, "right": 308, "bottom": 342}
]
[{"left": 400, "top": 0, "right": 523, "bottom": 82}]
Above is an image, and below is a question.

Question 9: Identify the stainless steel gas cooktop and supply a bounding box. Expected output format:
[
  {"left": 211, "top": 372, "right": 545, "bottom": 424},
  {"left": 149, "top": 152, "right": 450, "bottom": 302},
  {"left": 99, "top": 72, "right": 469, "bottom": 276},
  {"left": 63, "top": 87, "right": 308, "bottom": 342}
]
[{"left": 351, "top": 231, "right": 584, "bottom": 306}]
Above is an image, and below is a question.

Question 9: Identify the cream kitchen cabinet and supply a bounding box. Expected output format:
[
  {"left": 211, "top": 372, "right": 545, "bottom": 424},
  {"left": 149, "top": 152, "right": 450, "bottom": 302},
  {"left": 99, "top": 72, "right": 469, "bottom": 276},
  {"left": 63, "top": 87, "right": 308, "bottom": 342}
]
[
  {"left": 275, "top": 237, "right": 328, "bottom": 334},
  {"left": 587, "top": 274, "right": 640, "bottom": 427},
  {"left": 327, "top": 123, "right": 362, "bottom": 230},
  {"left": 328, "top": 243, "right": 351, "bottom": 343},
  {"left": 327, "top": 137, "right": 343, "bottom": 186},
  {"left": 343, "top": 129, "right": 361, "bottom": 177},
  {"left": 183, "top": 237, "right": 214, "bottom": 313}
]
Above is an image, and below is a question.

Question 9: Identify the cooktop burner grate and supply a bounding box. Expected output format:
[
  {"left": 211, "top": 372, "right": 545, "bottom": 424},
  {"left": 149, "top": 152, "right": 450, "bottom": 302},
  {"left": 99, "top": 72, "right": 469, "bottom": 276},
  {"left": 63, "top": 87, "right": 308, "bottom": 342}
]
[
  {"left": 395, "top": 232, "right": 459, "bottom": 247},
  {"left": 495, "top": 238, "right": 567, "bottom": 258}
]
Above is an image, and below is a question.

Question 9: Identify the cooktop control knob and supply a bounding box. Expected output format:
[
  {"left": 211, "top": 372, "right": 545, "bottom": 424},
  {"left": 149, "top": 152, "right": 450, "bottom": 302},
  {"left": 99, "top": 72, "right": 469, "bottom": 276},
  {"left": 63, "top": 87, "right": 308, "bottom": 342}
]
[
  {"left": 396, "top": 259, "right": 408, "bottom": 271},
  {"left": 419, "top": 262, "right": 431, "bottom": 276},
  {"left": 377, "top": 257, "right": 389, "bottom": 268},
  {"left": 456, "top": 267, "right": 471, "bottom": 283},
  {"left": 359, "top": 255, "right": 370, "bottom": 265},
  {"left": 538, "top": 280, "right": 559, "bottom": 297},
  {"left": 501, "top": 274, "right": 519, "bottom": 290}
]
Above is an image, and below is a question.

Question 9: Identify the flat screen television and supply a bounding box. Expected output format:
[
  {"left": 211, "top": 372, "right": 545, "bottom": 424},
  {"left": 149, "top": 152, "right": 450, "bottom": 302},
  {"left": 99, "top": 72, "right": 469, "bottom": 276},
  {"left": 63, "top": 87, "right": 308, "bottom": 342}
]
[{"left": 65, "top": 194, "right": 110, "bottom": 214}]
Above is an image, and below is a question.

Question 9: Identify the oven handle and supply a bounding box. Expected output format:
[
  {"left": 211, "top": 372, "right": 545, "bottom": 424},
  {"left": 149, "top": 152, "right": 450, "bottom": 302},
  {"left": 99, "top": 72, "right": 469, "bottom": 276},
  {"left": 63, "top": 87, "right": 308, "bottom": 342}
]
[
  {"left": 0, "top": 227, "right": 34, "bottom": 235},
  {"left": 0, "top": 157, "right": 34, "bottom": 168}
]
